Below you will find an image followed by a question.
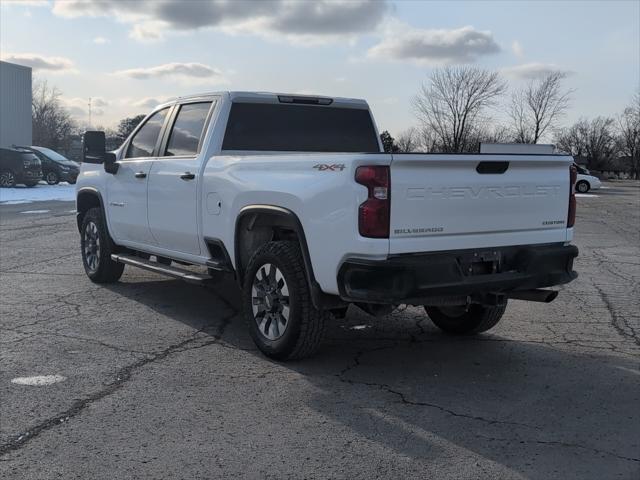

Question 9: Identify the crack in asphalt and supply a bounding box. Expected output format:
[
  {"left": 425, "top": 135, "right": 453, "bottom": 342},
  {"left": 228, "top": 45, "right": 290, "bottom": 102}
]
[
  {"left": 336, "top": 348, "right": 541, "bottom": 432},
  {"left": 337, "top": 348, "right": 640, "bottom": 465},
  {"left": 593, "top": 282, "right": 640, "bottom": 347},
  {"left": 475, "top": 433, "right": 640, "bottom": 463},
  {"left": 0, "top": 306, "right": 238, "bottom": 457}
]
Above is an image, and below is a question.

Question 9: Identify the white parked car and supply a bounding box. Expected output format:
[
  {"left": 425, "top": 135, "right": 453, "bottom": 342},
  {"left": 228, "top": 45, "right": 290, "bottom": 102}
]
[
  {"left": 574, "top": 164, "right": 602, "bottom": 193},
  {"left": 75, "top": 91, "right": 579, "bottom": 359}
]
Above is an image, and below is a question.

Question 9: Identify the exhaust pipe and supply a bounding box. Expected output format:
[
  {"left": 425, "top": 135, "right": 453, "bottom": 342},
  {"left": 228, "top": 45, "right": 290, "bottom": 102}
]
[{"left": 507, "top": 289, "right": 558, "bottom": 303}]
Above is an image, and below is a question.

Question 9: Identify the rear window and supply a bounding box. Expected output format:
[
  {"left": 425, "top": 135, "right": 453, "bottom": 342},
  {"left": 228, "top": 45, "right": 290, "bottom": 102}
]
[{"left": 222, "top": 103, "right": 380, "bottom": 153}]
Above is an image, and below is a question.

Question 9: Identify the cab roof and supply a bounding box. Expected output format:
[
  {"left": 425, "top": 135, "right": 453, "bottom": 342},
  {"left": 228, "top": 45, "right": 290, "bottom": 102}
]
[{"left": 156, "top": 91, "right": 369, "bottom": 110}]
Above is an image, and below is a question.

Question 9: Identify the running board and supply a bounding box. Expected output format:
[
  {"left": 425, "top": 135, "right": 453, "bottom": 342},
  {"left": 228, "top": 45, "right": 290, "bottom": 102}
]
[{"left": 111, "top": 253, "right": 212, "bottom": 284}]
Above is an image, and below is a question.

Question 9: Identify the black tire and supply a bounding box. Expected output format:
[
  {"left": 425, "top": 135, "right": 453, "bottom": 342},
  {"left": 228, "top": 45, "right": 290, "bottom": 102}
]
[
  {"left": 425, "top": 303, "right": 507, "bottom": 335},
  {"left": 45, "top": 171, "right": 59, "bottom": 185},
  {"left": 0, "top": 170, "right": 16, "bottom": 188},
  {"left": 24, "top": 182, "right": 38, "bottom": 187},
  {"left": 243, "top": 241, "right": 328, "bottom": 360},
  {"left": 575, "top": 180, "right": 590, "bottom": 193},
  {"left": 80, "top": 207, "right": 124, "bottom": 283}
]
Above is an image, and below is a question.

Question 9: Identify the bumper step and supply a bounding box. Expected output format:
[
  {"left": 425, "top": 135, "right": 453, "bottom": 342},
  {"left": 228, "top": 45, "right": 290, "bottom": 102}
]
[{"left": 111, "top": 254, "right": 213, "bottom": 284}]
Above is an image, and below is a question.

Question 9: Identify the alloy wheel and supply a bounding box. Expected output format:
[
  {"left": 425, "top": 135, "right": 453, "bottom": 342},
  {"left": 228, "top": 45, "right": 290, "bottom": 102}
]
[
  {"left": 0, "top": 171, "right": 15, "bottom": 187},
  {"left": 83, "top": 221, "right": 101, "bottom": 273},
  {"left": 251, "top": 263, "right": 290, "bottom": 340}
]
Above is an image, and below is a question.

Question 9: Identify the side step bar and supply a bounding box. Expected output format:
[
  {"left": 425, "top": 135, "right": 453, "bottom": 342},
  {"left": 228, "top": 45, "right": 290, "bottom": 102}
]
[{"left": 111, "top": 253, "right": 213, "bottom": 284}]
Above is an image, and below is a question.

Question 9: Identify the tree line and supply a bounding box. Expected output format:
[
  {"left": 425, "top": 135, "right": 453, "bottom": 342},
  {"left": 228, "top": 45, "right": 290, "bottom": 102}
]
[
  {"left": 32, "top": 70, "right": 639, "bottom": 178},
  {"left": 31, "top": 79, "right": 146, "bottom": 155},
  {"left": 380, "top": 66, "right": 639, "bottom": 179}
]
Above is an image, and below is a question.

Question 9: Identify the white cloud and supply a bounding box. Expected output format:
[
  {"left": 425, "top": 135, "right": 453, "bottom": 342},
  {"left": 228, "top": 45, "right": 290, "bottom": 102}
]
[
  {"left": 1, "top": 52, "right": 74, "bottom": 72},
  {"left": 2, "top": 0, "right": 50, "bottom": 6},
  {"left": 511, "top": 40, "right": 524, "bottom": 58},
  {"left": 501, "top": 62, "right": 573, "bottom": 80},
  {"left": 367, "top": 24, "right": 501, "bottom": 65},
  {"left": 131, "top": 97, "right": 174, "bottom": 109},
  {"left": 113, "top": 62, "right": 222, "bottom": 80},
  {"left": 93, "top": 36, "right": 109, "bottom": 44},
  {"left": 50, "top": 0, "right": 389, "bottom": 44}
]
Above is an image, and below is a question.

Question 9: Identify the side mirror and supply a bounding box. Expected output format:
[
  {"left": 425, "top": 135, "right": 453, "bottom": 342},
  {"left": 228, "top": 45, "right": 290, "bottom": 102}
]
[
  {"left": 82, "top": 131, "right": 106, "bottom": 164},
  {"left": 83, "top": 130, "right": 118, "bottom": 173}
]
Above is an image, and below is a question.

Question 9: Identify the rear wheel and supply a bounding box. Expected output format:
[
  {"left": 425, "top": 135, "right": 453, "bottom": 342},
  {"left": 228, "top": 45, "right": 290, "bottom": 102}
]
[
  {"left": 425, "top": 303, "right": 507, "bottom": 335},
  {"left": 80, "top": 207, "right": 124, "bottom": 283},
  {"left": 576, "top": 180, "right": 590, "bottom": 193},
  {"left": 45, "top": 171, "right": 60, "bottom": 185},
  {"left": 0, "top": 170, "right": 16, "bottom": 187},
  {"left": 243, "top": 241, "right": 328, "bottom": 360}
]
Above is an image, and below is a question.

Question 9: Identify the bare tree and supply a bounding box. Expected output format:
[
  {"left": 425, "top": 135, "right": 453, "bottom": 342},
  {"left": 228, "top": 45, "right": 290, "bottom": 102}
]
[
  {"left": 556, "top": 117, "right": 617, "bottom": 170},
  {"left": 473, "top": 123, "right": 512, "bottom": 145},
  {"left": 509, "top": 72, "right": 572, "bottom": 143},
  {"left": 415, "top": 127, "right": 440, "bottom": 152},
  {"left": 413, "top": 66, "right": 507, "bottom": 153},
  {"left": 32, "top": 79, "right": 76, "bottom": 151},
  {"left": 617, "top": 91, "right": 640, "bottom": 179},
  {"left": 395, "top": 127, "right": 420, "bottom": 152}
]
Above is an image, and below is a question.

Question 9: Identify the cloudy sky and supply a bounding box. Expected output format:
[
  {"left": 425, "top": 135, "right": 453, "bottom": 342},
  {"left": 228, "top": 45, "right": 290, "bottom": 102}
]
[{"left": 1, "top": 0, "right": 638, "bottom": 135}]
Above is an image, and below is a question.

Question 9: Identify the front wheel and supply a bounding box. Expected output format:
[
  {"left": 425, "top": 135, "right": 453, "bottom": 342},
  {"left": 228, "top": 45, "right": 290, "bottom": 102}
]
[
  {"left": 243, "top": 241, "right": 328, "bottom": 360},
  {"left": 0, "top": 170, "right": 16, "bottom": 187},
  {"left": 45, "top": 171, "right": 59, "bottom": 185},
  {"left": 575, "top": 180, "right": 590, "bottom": 193},
  {"left": 425, "top": 303, "right": 507, "bottom": 335},
  {"left": 80, "top": 207, "right": 124, "bottom": 283}
]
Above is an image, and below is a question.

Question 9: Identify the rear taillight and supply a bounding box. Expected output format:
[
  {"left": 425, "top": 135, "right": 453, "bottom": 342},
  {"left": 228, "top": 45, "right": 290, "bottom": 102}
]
[
  {"left": 567, "top": 165, "right": 577, "bottom": 227},
  {"left": 355, "top": 166, "right": 390, "bottom": 238}
]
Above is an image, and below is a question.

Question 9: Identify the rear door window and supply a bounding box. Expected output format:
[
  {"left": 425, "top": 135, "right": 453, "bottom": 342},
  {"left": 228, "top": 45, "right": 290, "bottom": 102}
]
[
  {"left": 164, "top": 102, "right": 212, "bottom": 157},
  {"left": 125, "top": 107, "right": 170, "bottom": 159},
  {"left": 222, "top": 103, "right": 380, "bottom": 152}
]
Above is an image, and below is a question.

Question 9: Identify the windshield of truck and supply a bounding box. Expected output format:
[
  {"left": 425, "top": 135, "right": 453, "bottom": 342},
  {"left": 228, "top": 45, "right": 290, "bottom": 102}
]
[{"left": 222, "top": 103, "right": 380, "bottom": 153}]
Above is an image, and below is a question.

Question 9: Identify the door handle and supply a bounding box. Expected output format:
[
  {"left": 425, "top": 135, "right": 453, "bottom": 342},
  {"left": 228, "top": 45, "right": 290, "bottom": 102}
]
[
  {"left": 180, "top": 172, "right": 196, "bottom": 180},
  {"left": 134, "top": 171, "right": 147, "bottom": 179}
]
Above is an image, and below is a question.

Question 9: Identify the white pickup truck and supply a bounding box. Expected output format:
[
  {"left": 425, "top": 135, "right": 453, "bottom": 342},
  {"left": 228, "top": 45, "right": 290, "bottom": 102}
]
[{"left": 77, "top": 91, "right": 578, "bottom": 360}]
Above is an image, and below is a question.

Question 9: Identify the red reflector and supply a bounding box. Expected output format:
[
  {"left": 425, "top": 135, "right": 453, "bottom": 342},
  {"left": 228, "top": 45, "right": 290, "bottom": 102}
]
[
  {"left": 355, "top": 166, "right": 390, "bottom": 238},
  {"left": 568, "top": 165, "right": 577, "bottom": 227}
]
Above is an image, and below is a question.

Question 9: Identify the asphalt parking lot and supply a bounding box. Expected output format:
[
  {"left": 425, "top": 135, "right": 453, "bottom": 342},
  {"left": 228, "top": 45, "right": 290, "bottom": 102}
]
[{"left": 1, "top": 182, "right": 638, "bottom": 479}]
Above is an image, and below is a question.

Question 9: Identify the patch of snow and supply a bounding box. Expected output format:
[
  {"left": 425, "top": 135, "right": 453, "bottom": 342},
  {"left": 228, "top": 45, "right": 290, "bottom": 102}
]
[
  {"left": 576, "top": 194, "right": 600, "bottom": 198},
  {"left": 21, "top": 210, "right": 50, "bottom": 214},
  {"left": 0, "top": 183, "right": 75, "bottom": 204},
  {"left": 350, "top": 325, "right": 371, "bottom": 330},
  {"left": 2, "top": 200, "right": 32, "bottom": 205},
  {"left": 11, "top": 374, "right": 67, "bottom": 386}
]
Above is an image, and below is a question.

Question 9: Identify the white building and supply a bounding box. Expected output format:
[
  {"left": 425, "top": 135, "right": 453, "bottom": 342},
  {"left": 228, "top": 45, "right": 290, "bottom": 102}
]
[{"left": 0, "top": 61, "right": 32, "bottom": 147}]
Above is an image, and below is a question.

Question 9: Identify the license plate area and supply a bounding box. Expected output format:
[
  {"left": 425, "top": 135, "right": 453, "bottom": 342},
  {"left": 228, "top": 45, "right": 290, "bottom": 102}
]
[{"left": 459, "top": 250, "right": 501, "bottom": 276}]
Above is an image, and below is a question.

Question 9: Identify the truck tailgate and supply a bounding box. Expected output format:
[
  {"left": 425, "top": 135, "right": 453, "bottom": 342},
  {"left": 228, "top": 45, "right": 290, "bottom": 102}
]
[{"left": 389, "top": 154, "right": 573, "bottom": 254}]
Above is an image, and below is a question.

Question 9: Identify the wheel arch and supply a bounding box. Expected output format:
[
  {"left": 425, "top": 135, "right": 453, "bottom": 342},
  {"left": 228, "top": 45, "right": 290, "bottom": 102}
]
[
  {"left": 234, "top": 205, "right": 345, "bottom": 310},
  {"left": 76, "top": 187, "right": 105, "bottom": 233}
]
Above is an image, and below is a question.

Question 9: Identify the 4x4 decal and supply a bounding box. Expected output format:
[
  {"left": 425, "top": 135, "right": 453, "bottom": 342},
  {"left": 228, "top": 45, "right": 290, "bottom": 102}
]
[{"left": 313, "top": 163, "right": 345, "bottom": 171}]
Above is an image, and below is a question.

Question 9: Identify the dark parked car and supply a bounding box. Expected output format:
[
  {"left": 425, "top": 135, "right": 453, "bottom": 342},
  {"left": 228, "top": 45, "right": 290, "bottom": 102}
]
[
  {"left": 24, "top": 146, "right": 80, "bottom": 185},
  {"left": 0, "top": 147, "right": 42, "bottom": 187}
]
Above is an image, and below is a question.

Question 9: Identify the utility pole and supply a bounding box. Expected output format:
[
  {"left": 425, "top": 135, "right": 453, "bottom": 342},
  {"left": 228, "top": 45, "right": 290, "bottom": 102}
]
[{"left": 88, "top": 97, "right": 92, "bottom": 128}]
